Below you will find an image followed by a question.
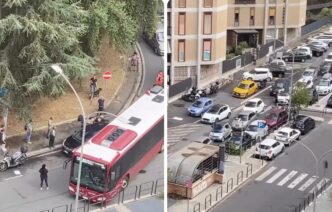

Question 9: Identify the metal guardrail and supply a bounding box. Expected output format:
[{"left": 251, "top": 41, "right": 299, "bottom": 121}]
[{"left": 40, "top": 178, "right": 164, "bottom": 212}]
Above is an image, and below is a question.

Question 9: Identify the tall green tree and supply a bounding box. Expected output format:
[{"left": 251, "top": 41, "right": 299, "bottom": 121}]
[
  {"left": 291, "top": 83, "right": 311, "bottom": 111},
  {"left": 0, "top": 0, "right": 96, "bottom": 119}
]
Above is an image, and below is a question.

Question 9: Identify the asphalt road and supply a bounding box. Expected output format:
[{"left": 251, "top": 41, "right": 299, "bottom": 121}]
[
  {"left": 0, "top": 39, "right": 164, "bottom": 212},
  {"left": 212, "top": 121, "right": 332, "bottom": 212}
]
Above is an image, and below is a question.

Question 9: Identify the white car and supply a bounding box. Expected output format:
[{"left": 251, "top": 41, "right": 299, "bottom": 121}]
[
  {"left": 243, "top": 68, "right": 273, "bottom": 82},
  {"left": 302, "top": 67, "right": 318, "bottom": 81},
  {"left": 308, "top": 40, "right": 328, "bottom": 51},
  {"left": 201, "top": 104, "right": 231, "bottom": 124},
  {"left": 254, "top": 138, "right": 285, "bottom": 160},
  {"left": 296, "top": 46, "right": 312, "bottom": 59},
  {"left": 270, "top": 59, "right": 291, "bottom": 71},
  {"left": 243, "top": 98, "right": 266, "bottom": 114},
  {"left": 274, "top": 127, "right": 301, "bottom": 146},
  {"left": 311, "top": 35, "right": 332, "bottom": 47},
  {"left": 296, "top": 77, "right": 313, "bottom": 89},
  {"left": 325, "top": 52, "right": 332, "bottom": 63},
  {"left": 316, "top": 79, "right": 332, "bottom": 95},
  {"left": 245, "top": 120, "right": 269, "bottom": 141},
  {"left": 277, "top": 92, "right": 290, "bottom": 105}
]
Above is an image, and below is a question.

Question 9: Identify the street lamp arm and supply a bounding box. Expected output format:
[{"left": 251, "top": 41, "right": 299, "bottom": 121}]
[{"left": 318, "top": 149, "right": 332, "bottom": 164}]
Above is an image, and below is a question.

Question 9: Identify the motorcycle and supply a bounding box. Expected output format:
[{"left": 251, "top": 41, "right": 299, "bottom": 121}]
[
  {"left": 257, "top": 79, "right": 267, "bottom": 89},
  {"left": 195, "top": 88, "right": 207, "bottom": 99},
  {"left": 0, "top": 145, "right": 28, "bottom": 171},
  {"left": 182, "top": 86, "right": 198, "bottom": 102},
  {"left": 208, "top": 82, "right": 220, "bottom": 95}
]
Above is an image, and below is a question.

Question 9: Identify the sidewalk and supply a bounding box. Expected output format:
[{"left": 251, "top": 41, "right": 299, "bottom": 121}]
[
  {"left": 304, "top": 184, "right": 332, "bottom": 212},
  {"left": 168, "top": 147, "right": 267, "bottom": 212},
  {"left": 3, "top": 42, "right": 144, "bottom": 158}
]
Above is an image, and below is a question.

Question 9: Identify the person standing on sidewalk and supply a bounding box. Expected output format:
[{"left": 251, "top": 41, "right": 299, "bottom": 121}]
[
  {"left": 89, "top": 75, "right": 98, "bottom": 98},
  {"left": 39, "top": 164, "right": 49, "bottom": 190},
  {"left": 47, "top": 117, "right": 53, "bottom": 139},
  {"left": 129, "top": 52, "right": 139, "bottom": 72},
  {"left": 97, "top": 96, "right": 105, "bottom": 114},
  {"left": 49, "top": 127, "right": 56, "bottom": 149},
  {"left": 25, "top": 119, "right": 32, "bottom": 144}
]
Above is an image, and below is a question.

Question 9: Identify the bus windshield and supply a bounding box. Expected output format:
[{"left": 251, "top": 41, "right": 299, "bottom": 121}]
[{"left": 71, "top": 157, "right": 106, "bottom": 193}]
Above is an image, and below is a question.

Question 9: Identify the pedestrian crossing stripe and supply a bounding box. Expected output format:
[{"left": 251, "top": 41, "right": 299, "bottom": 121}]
[
  {"left": 255, "top": 166, "right": 277, "bottom": 181},
  {"left": 266, "top": 169, "right": 287, "bottom": 184},
  {"left": 309, "top": 178, "right": 329, "bottom": 194},
  {"left": 298, "top": 176, "right": 317, "bottom": 191},
  {"left": 287, "top": 173, "right": 308, "bottom": 189},
  {"left": 277, "top": 171, "right": 298, "bottom": 186}
]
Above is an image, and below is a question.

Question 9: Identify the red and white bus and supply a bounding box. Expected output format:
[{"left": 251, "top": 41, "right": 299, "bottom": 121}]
[{"left": 68, "top": 85, "right": 164, "bottom": 201}]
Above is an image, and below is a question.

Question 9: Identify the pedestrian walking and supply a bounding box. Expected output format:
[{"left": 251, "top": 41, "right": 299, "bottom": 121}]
[
  {"left": 25, "top": 119, "right": 32, "bottom": 144},
  {"left": 97, "top": 96, "right": 105, "bottom": 113},
  {"left": 49, "top": 127, "right": 56, "bottom": 149},
  {"left": 39, "top": 164, "right": 49, "bottom": 190},
  {"left": 47, "top": 117, "right": 53, "bottom": 139},
  {"left": 129, "top": 52, "right": 139, "bottom": 72},
  {"left": 89, "top": 75, "right": 98, "bottom": 98}
]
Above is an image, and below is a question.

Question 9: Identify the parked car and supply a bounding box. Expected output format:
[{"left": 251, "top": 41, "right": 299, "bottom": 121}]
[
  {"left": 292, "top": 115, "right": 316, "bottom": 135},
  {"left": 282, "top": 51, "right": 307, "bottom": 62},
  {"left": 295, "top": 46, "right": 312, "bottom": 59},
  {"left": 310, "top": 35, "right": 332, "bottom": 47},
  {"left": 302, "top": 67, "right": 318, "bottom": 81},
  {"left": 264, "top": 108, "right": 288, "bottom": 131},
  {"left": 209, "top": 121, "right": 232, "bottom": 142},
  {"left": 242, "top": 68, "right": 273, "bottom": 82},
  {"left": 274, "top": 127, "right": 301, "bottom": 146},
  {"left": 296, "top": 77, "right": 314, "bottom": 89},
  {"left": 324, "top": 52, "right": 332, "bottom": 63},
  {"left": 243, "top": 98, "right": 266, "bottom": 114},
  {"left": 269, "top": 59, "right": 291, "bottom": 71},
  {"left": 308, "top": 88, "right": 319, "bottom": 105},
  {"left": 228, "top": 131, "right": 256, "bottom": 150},
  {"left": 244, "top": 120, "right": 269, "bottom": 141},
  {"left": 231, "top": 111, "right": 257, "bottom": 130},
  {"left": 326, "top": 95, "right": 332, "bottom": 108},
  {"left": 270, "top": 78, "right": 291, "bottom": 96},
  {"left": 315, "top": 79, "right": 332, "bottom": 95},
  {"left": 62, "top": 120, "right": 108, "bottom": 155},
  {"left": 276, "top": 92, "right": 290, "bottom": 105},
  {"left": 308, "top": 40, "right": 328, "bottom": 51},
  {"left": 305, "top": 44, "right": 325, "bottom": 57},
  {"left": 143, "top": 22, "right": 164, "bottom": 56},
  {"left": 323, "top": 73, "right": 332, "bottom": 80},
  {"left": 254, "top": 138, "right": 285, "bottom": 160},
  {"left": 232, "top": 80, "right": 258, "bottom": 98},
  {"left": 201, "top": 104, "right": 231, "bottom": 124},
  {"left": 319, "top": 62, "right": 332, "bottom": 76},
  {"left": 265, "top": 64, "right": 286, "bottom": 78},
  {"left": 187, "top": 98, "right": 213, "bottom": 117}
]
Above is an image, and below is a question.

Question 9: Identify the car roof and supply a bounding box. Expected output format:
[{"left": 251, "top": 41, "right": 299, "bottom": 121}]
[
  {"left": 278, "top": 127, "right": 293, "bottom": 133},
  {"left": 261, "top": 138, "right": 277, "bottom": 146},
  {"left": 254, "top": 68, "right": 269, "bottom": 72},
  {"left": 247, "top": 98, "right": 262, "bottom": 103},
  {"left": 197, "top": 97, "right": 212, "bottom": 102},
  {"left": 212, "top": 104, "right": 228, "bottom": 108},
  {"left": 296, "top": 115, "right": 309, "bottom": 121},
  {"left": 214, "top": 121, "right": 229, "bottom": 127},
  {"left": 238, "top": 110, "right": 254, "bottom": 116},
  {"left": 270, "top": 107, "right": 284, "bottom": 113},
  {"left": 304, "top": 68, "right": 316, "bottom": 72},
  {"left": 240, "top": 80, "right": 255, "bottom": 85}
]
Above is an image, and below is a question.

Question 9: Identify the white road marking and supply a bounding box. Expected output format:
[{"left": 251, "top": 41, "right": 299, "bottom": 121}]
[
  {"left": 4, "top": 175, "right": 23, "bottom": 181},
  {"left": 266, "top": 168, "right": 287, "bottom": 184},
  {"left": 167, "top": 133, "right": 191, "bottom": 138},
  {"left": 172, "top": 117, "right": 183, "bottom": 121},
  {"left": 168, "top": 127, "right": 202, "bottom": 132},
  {"left": 255, "top": 166, "right": 277, "bottom": 181},
  {"left": 298, "top": 176, "right": 318, "bottom": 191},
  {"left": 287, "top": 173, "right": 308, "bottom": 189},
  {"left": 277, "top": 171, "right": 298, "bottom": 186},
  {"left": 14, "top": 170, "right": 21, "bottom": 175},
  {"left": 309, "top": 178, "right": 330, "bottom": 194},
  {"left": 328, "top": 120, "right": 332, "bottom": 124}
]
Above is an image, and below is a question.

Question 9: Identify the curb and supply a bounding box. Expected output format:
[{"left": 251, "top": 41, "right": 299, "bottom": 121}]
[{"left": 16, "top": 42, "right": 145, "bottom": 159}]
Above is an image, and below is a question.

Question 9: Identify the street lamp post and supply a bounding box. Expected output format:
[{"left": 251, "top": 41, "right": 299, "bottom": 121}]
[
  {"left": 51, "top": 64, "right": 86, "bottom": 212},
  {"left": 287, "top": 51, "right": 295, "bottom": 126}
]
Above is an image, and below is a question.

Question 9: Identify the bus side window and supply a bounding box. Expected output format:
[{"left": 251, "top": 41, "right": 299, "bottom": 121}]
[{"left": 109, "top": 164, "right": 121, "bottom": 190}]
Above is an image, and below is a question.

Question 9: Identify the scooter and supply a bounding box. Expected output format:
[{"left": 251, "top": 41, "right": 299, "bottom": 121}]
[
  {"left": 195, "top": 88, "right": 207, "bottom": 99},
  {"left": 182, "top": 87, "right": 198, "bottom": 102},
  {"left": 208, "top": 82, "right": 219, "bottom": 95},
  {"left": 0, "top": 145, "right": 28, "bottom": 171}
]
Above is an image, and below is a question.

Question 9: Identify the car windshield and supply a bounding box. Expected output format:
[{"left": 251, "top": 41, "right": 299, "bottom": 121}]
[
  {"left": 237, "top": 115, "right": 248, "bottom": 121},
  {"left": 319, "top": 80, "right": 329, "bottom": 86},
  {"left": 212, "top": 124, "right": 224, "bottom": 133},
  {"left": 207, "top": 105, "right": 220, "bottom": 114},
  {"left": 259, "top": 144, "right": 271, "bottom": 150},
  {"left": 238, "top": 83, "right": 249, "bottom": 89},
  {"left": 277, "top": 131, "right": 288, "bottom": 137},
  {"left": 246, "top": 125, "right": 258, "bottom": 132},
  {"left": 193, "top": 101, "right": 203, "bottom": 108},
  {"left": 249, "top": 70, "right": 255, "bottom": 74},
  {"left": 303, "top": 71, "right": 312, "bottom": 76},
  {"left": 274, "top": 82, "right": 284, "bottom": 89},
  {"left": 157, "top": 32, "right": 164, "bottom": 42},
  {"left": 279, "top": 92, "right": 288, "bottom": 96},
  {"left": 71, "top": 157, "right": 106, "bottom": 193},
  {"left": 230, "top": 134, "right": 242, "bottom": 144},
  {"left": 266, "top": 113, "right": 278, "bottom": 121},
  {"left": 245, "top": 101, "right": 256, "bottom": 107}
]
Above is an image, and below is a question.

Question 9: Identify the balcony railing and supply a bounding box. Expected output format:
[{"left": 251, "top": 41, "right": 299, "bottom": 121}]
[{"left": 234, "top": 0, "right": 256, "bottom": 4}]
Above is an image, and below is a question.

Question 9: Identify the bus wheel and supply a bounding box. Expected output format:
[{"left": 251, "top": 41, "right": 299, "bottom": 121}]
[{"left": 122, "top": 176, "right": 129, "bottom": 189}]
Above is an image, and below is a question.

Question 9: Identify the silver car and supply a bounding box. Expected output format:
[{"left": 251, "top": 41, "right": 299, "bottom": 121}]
[
  {"left": 209, "top": 122, "right": 232, "bottom": 142},
  {"left": 231, "top": 111, "right": 257, "bottom": 130}
]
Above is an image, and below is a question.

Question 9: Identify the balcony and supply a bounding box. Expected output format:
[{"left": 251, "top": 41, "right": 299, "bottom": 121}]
[{"left": 234, "top": 0, "right": 256, "bottom": 4}]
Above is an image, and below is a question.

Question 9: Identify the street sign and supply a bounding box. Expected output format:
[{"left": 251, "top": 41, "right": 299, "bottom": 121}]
[
  {"left": 258, "top": 121, "right": 265, "bottom": 128},
  {"left": 103, "top": 71, "right": 112, "bottom": 80}
]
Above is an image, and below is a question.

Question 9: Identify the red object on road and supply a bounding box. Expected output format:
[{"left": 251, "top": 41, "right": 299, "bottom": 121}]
[{"left": 103, "top": 71, "right": 112, "bottom": 79}]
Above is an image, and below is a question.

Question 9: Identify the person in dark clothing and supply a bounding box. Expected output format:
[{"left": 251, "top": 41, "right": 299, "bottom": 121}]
[
  {"left": 89, "top": 75, "right": 98, "bottom": 98},
  {"left": 39, "top": 164, "right": 49, "bottom": 190},
  {"left": 97, "top": 96, "right": 105, "bottom": 113},
  {"left": 49, "top": 127, "right": 56, "bottom": 149}
]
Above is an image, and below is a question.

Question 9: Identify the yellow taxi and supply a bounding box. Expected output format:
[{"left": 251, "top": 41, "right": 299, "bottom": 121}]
[{"left": 232, "top": 80, "right": 258, "bottom": 98}]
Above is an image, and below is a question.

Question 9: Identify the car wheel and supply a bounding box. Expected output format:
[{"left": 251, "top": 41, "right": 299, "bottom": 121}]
[
  {"left": 227, "top": 112, "right": 231, "bottom": 119},
  {"left": 296, "top": 135, "right": 300, "bottom": 140},
  {"left": 270, "top": 154, "right": 275, "bottom": 160},
  {"left": 301, "top": 58, "right": 305, "bottom": 62},
  {"left": 247, "top": 77, "right": 253, "bottom": 81},
  {"left": 281, "top": 147, "right": 285, "bottom": 153},
  {"left": 329, "top": 42, "right": 332, "bottom": 47},
  {"left": 267, "top": 77, "right": 272, "bottom": 82},
  {"left": 285, "top": 58, "right": 288, "bottom": 62},
  {"left": 215, "top": 118, "right": 220, "bottom": 123}
]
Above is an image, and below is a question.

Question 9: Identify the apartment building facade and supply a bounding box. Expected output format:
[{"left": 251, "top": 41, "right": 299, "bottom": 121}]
[{"left": 167, "top": 0, "right": 307, "bottom": 86}]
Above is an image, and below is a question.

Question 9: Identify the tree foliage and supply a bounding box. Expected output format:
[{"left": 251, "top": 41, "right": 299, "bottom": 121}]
[
  {"left": 0, "top": 0, "right": 96, "bottom": 119},
  {"left": 291, "top": 83, "right": 311, "bottom": 110}
]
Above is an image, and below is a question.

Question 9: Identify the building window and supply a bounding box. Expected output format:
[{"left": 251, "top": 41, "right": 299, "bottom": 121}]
[
  {"left": 167, "top": 12, "right": 171, "bottom": 36},
  {"left": 179, "top": 0, "right": 186, "bottom": 8},
  {"left": 203, "top": 12, "right": 212, "bottom": 35},
  {"left": 178, "top": 13, "right": 186, "bottom": 35},
  {"left": 269, "top": 7, "right": 276, "bottom": 25},
  {"left": 234, "top": 8, "right": 239, "bottom": 26},
  {"left": 178, "top": 40, "right": 185, "bottom": 62},
  {"left": 203, "top": 39, "right": 211, "bottom": 61},
  {"left": 204, "top": 0, "right": 213, "bottom": 7},
  {"left": 250, "top": 8, "right": 255, "bottom": 26}
]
